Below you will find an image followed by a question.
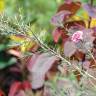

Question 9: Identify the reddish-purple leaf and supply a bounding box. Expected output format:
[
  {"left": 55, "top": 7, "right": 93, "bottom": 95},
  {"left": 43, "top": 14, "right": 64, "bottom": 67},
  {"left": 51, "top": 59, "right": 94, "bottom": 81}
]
[
  {"left": 83, "top": 29, "right": 95, "bottom": 44},
  {"left": 27, "top": 53, "right": 58, "bottom": 89},
  {"left": 83, "top": 3, "right": 96, "bottom": 18},
  {"left": 27, "top": 53, "right": 40, "bottom": 72},
  {"left": 8, "top": 81, "right": 31, "bottom": 96},
  {"left": 0, "top": 89, "right": 4, "bottom": 96},
  {"left": 58, "top": 2, "right": 81, "bottom": 14},
  {"left": 51, "top": 10, "right": 71, "bottom": 27},
  {"left": 83, "top": 60, "right": 90, "bottom": 70},
  {"left": 92, "top": 27, "right": 96, "bottom": 37},
  {"left": 64, "top": 20, "right": 85, "bottom": 30},
  {"left": 15, "top": 90, "right": 25, "bottom": 96},
  {"left": 65, "top": 0, "right": 72, "bottom": 4},
  {"left": 52, "top": 28, "right": 61, "bottom": 43},
  {"left": 64, "top": 41, "right": 77, "bottom": 57},
  {"left": 8, "top": 82, "right": 22, "bottom": 96},
  {"left": 22, "top": 81, "right": 32, "bottom": 90}
]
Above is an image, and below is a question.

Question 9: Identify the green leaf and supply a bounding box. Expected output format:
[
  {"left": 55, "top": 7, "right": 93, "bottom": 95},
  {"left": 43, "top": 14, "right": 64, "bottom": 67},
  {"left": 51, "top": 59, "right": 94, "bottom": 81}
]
[{"left": 0, "top": 57, "right": 16, "bottom": 69}]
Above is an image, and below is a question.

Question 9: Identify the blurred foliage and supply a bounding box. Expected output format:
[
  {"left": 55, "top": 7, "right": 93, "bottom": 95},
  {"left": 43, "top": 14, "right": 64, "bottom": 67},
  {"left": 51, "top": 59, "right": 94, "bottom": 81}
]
[
  {"left": 0, "top": 0, "right": 4, "bottom": 12},
  {"left": 4, "top": 0, "right": 63, "bottom": 31},
  {"left": 1, "top": 0, "right": 96, "bottom": 31},
  {"left": 0, "top": 0, "right": 63, "bottom": 51},
  {"left": 0, "top": 0, "right": 96, "bottom": 95},
  {"left": 0, "top": 35, "right": 16, "bottom": 69},
  {"left": 1, "top": 0, "right": 96, "bottom": 49},
  {"left": 1, "top": 0, "right": 96, "bottom": 69}
]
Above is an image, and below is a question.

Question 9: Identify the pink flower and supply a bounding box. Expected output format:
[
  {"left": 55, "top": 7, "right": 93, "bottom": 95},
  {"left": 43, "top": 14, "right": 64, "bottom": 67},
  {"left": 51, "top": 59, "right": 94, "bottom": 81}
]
[{"left": 71, "top": 31, "right": 83, "bottom": 43}]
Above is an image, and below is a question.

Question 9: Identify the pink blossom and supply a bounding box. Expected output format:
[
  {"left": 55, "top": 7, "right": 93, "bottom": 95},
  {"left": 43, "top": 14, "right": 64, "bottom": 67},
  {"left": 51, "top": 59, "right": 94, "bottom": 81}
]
[{"left": 71, "top": 31, "right": 83, "bottom": 43}]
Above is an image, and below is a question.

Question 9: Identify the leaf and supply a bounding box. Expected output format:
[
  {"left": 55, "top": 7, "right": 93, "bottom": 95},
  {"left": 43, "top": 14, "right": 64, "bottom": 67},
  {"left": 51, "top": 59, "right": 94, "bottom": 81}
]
[
  {"left": 51, "top": 2, "right": 82, "bottom": 27},
  {"left": 90, "top": 18, "right": 96, "bottom": 28},
  {"left": 64, "top": 0, "right": 72, "bottom": 4},
  {"left": 8, "top": 82, "right": 22, "bottom": 96},
  {"left": 51, "top": 10, "right": 71, "bottom": 27},
  {"left": 74, "top": 70, "right": 82, "bottom": 82},
  {"left": 92, "top": 27, "right": 96, "bottom": 37},
  {"left": 0, "top": 51, "right": 17, "bottom": 69},
  {"left": 75, "top": 7, "right": 89, "bottom": 21},
  {"left": 0, "top": 89, "right": 4, "bottom": 96},
  {"left": 83, "top": 60, "right": 90, "bottom": 70},
  {"left": 22, "top": 81, "right": 32, "bottom": 90},
  {"left": 83, "top": 29, "right": 95, "bottom": 44},
  {"left": 83, "top": 3, "right": 96, "bottom": 18},
  {"left": 64, "top": 20, "right": 85, "bottom": 29},
  {"left": 55, "top": 28, "right": 69, "bottom": 43},
  {"left": 74, "top": 29, "right": 95, "bottom": 52},
  {"left": 80, "top": 0, "right": 89, "bottom": 3},
  {"left": 72, "top": 50, "right": 85, "bottom": 61},
  {"left": 10, "top": 35, "right": 38, "bottom": 52},
  {"left": 52, "top": 28, "right": 61, "bottom": 43},
  {"left": 64, "top": 41, "right": 77, "bottom": 57},
  {"left": 0, "top": 0, "right": 4, "bottom": 12},
  {"left": 8, "top": 49, "right": 23, "bottom": 58},
  {"left": 15, "top": 90, "right": 25, "bottom": 96},
  {"left": 58, "top": 2, "right": 81, "bottom": 15},
  {"left": 8, "top": 81, "right": 31, "bottom": 96},
  {"left": 89, "top": 59, "right": 96, "bottom": 69},
  {"left": 27, "top": 53, "right": 58, "bottom": 89}
]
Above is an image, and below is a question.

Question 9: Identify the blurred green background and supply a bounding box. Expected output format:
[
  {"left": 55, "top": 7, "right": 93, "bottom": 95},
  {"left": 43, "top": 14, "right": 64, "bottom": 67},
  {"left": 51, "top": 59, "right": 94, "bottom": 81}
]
[
  {"left": 0, "top": 0, "right": 94, "bottom": 32},
  {"left": 3, "top": 0, "right": 63, "bottom": 31}
]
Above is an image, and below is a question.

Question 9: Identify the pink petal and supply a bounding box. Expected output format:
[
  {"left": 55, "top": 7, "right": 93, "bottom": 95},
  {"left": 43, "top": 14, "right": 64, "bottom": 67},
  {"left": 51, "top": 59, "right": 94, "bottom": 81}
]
[{"left": 71, "top": 31, "right": 83, "bottom": 43}]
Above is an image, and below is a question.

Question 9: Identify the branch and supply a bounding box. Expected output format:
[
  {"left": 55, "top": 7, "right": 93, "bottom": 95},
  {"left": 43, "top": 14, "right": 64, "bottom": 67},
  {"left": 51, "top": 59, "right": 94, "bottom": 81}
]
[{"left": 88, "top": 0, "right": 93, "bottom": 28}]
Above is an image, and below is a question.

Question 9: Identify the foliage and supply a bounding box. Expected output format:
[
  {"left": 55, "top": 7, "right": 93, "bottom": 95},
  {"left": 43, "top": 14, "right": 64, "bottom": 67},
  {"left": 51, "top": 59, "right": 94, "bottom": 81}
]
[
  {"left": 0, "top": 35, "right": 16, "bottom": 69},
  {"left": 0, "top": 0, "right": 96, "bottom": 96},
  {"left": 0, "top": 0, "right": 4, "bottom": 12},
  {"left": 4, "top": 0, "right": 63, "bottom": 31}
]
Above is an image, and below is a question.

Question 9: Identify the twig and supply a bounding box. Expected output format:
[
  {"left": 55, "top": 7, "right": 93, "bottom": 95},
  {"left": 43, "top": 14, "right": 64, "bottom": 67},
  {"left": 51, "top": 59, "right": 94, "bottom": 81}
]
[
  {"left": 30, "top": 30, "right": 96, "bottom": 82},
  {"left": 88, "top": 0, "right": 93, "bottom": 28}
]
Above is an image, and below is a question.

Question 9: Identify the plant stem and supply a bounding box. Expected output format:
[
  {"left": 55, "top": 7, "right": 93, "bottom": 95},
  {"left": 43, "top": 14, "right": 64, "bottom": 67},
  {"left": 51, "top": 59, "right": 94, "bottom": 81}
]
[{"left": 88, "top": 0, "right": 93, "bottom": 28}]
